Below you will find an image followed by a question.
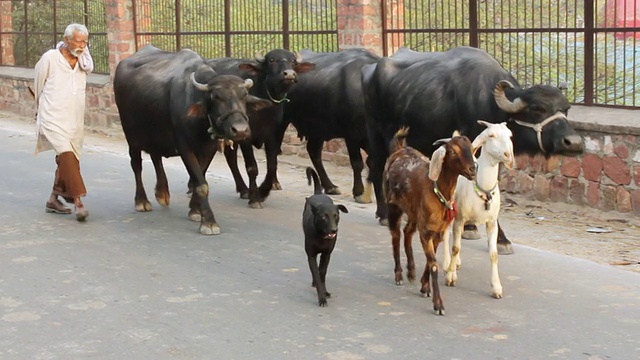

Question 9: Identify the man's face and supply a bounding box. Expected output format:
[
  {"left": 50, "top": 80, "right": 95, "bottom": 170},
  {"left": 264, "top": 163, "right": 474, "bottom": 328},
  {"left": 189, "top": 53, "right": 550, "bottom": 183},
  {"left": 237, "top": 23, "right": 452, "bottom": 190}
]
[{"left": 65, "top": 31, "right": 88, "bottom": 58}]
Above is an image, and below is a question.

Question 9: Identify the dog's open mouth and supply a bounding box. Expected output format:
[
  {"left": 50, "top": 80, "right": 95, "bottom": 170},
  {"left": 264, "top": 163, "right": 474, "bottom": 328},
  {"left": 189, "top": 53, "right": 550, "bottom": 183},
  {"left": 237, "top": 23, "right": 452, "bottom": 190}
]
[{"left": 323, "top": 233, "right": 337, "bottom": 240}]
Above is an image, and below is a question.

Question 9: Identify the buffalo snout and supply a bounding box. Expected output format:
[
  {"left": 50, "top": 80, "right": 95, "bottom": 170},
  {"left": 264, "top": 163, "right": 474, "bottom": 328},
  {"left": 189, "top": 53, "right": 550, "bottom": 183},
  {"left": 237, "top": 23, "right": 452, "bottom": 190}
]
[
  {"left": 283, "top": 69, "right": 297, "bottom": 82},
  {"left": 559, "top": 134, "right": 584, "bottom": 155},
  {"left": 228, "top": 120, "right": 251, "bottom": 141}
]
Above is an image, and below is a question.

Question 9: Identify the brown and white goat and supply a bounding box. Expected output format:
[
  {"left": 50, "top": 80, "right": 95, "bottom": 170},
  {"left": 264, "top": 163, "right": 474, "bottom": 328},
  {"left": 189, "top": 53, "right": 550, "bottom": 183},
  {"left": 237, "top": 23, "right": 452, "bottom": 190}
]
[{"left": 383, "top": 128, "right": 476, "bottom": 315}]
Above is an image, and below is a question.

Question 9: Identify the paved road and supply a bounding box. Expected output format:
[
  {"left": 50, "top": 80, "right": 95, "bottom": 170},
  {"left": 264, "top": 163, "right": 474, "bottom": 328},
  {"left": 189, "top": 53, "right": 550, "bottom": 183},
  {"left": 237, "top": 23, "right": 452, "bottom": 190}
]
[{"left": 1, "top": 119, "right": 639, "bottom": 360}]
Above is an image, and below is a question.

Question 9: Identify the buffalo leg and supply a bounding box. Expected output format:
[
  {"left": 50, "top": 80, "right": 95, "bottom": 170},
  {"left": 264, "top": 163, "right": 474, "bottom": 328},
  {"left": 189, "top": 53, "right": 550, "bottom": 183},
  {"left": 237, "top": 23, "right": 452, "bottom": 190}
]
[
  {"left": 344, "top": 139, "right": 368, "bottom": 203},
  {"left": 177, "top": 143, "right": 219, "bottom": 235},
  {"left": 496, "top": 221, "right": 514, "bottom": 255},
  {"left": 129, "top": 147, "right": 152, "bottom": 212},
  {"left": 307, "top": 138, "right": 340, "bottom": 195},
  {"left": 150, "top": 154, "right": 170, "bottom": 207},
  {"left": 461, "top": 223, "right": 482, "bottom": 240},
  {"left": 367, "top": 132, "right": 388, "bottom": 226},
  {"left": 224, "top": 145, "right": 249, "bottom": 199},
  {"left": 238, "top": 141, "right": 262, "bottom": 209},
  {"left": 258, "top": 135, "right": 280, "bottom": 199}
]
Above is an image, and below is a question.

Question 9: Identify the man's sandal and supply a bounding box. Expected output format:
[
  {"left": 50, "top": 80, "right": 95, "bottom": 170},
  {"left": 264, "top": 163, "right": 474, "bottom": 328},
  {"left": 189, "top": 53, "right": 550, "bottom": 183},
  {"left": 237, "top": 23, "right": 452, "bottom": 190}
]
[{"left": 45, "top": 200, "right": 72, "bottom": 214}]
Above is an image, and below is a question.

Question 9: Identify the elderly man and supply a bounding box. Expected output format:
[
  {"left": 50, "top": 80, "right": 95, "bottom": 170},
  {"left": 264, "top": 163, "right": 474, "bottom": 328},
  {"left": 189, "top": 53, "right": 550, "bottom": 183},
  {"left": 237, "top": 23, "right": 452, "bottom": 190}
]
[{"left": 34, "top": 23, "right": 93, "bottom": 221}]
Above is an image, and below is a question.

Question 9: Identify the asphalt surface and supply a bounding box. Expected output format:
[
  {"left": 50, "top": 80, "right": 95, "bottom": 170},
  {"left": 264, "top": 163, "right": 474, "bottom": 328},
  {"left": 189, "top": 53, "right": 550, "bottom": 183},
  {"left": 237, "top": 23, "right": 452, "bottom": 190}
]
[{"left": 1, "top": 117, "right": 639, "bottom": 360}]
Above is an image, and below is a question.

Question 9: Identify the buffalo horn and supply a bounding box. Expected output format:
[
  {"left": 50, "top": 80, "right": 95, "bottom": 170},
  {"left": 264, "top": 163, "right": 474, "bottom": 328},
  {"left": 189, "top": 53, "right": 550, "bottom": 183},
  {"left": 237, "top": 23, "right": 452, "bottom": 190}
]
[
  {"left": 244, "top": 79, "right": 254, "bottom": 89},
  {"left": 294, "top": 51, "right": 303, "bottom": 63},
  {"left": 254, "top": 50, "right": 266, "bottom": 62},
  {"left": 190, "top": 72, "right": 210, "bottom": 92},
  {"left": 493, "top": 80, "right": 527, "bottom": 113}
]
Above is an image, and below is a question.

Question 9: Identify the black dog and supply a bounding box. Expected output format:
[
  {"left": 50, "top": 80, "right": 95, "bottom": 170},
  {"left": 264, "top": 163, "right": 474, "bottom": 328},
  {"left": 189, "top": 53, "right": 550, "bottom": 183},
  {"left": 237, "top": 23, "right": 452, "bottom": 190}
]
[{"left": 303, "top": 167, "right": 348, "bottom": 306}]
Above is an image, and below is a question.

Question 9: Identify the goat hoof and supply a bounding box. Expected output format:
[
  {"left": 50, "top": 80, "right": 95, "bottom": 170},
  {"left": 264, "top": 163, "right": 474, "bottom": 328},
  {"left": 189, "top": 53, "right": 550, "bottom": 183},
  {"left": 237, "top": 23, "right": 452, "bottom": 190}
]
[
  {"left": 497, "top": 243, "right": 514, "bottom": 255},
  {"left": 272, "top": 182, "right": 282, "bottom": 190},
  {"left": 435, "top": 308, "right": 445, "bottom": 316},
  {"left": 378, "top": 218, "right": 389, "bottom": 227},
  {"left": 135, "top": 201, "right": 153, "bottom": 212},
  {"left": 239, "top": 192, "right": 249, "bottom": 200},
  {"left": 318, "top": 298, "right": 327, "bottom": 307},
  {"left": 199, "top": 223, "right": 221, "bottom": 235}
]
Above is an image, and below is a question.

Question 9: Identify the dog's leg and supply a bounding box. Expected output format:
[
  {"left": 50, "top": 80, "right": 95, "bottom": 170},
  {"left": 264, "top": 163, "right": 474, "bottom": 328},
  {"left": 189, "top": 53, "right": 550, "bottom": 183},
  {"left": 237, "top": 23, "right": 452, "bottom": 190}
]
[
  {"left": 308, "top": 255, "right": 327, "bottom": 307},
  {"left": 318, "top": 252, "right": 332, "bottom": 299}
]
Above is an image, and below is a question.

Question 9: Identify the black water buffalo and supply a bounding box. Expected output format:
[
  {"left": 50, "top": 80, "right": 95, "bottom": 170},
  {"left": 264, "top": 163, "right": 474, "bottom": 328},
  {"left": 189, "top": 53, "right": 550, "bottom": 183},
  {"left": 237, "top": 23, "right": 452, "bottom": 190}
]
[
  {"left": 282, "top": 48, "right": 380, "bottom": 203},
  {"left": 204, "top": 49, "right": 315, "bottom": 208},
  {"left": 362, "top": 46, "right": 584, "bottom": 253},
  {"left": 114, "top": 45, "right": 271, "bottom": 235}
]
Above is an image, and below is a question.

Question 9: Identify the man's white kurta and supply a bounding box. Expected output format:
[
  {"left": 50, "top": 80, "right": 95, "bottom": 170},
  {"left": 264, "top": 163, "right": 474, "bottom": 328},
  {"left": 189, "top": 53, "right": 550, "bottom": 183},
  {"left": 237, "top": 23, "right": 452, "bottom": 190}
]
[{"left": 34, "top": 47, "right": 93, "bottom": 159}]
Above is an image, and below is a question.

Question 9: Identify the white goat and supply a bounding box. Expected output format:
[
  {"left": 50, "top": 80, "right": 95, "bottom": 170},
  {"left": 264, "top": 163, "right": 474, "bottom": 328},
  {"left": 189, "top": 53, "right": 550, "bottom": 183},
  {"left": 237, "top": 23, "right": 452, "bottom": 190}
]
[{"left": 442, "top": 120, "right": 514, "bottom": 299}]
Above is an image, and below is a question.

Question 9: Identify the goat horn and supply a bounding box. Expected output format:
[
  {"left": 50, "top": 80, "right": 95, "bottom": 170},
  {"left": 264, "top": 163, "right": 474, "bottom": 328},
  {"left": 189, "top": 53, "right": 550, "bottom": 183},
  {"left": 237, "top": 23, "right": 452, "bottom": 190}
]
[
  {"left": 190, "top": 72, "right": 210, "bottom": 92},
  {"left": 432, "top": 137, "right": 451, "bottom": 147},
  {"left": 493, "top": 80, "right": 527, "bottom": 113},
  {"left": 477, "top": 119, "right": 492, "bottom": 128}
]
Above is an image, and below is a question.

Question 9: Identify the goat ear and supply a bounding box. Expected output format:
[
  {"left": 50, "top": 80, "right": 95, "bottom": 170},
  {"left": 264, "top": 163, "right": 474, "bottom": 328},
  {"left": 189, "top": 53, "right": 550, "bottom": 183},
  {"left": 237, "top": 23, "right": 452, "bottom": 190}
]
[
  {"left": 504, "top": 143, "right": 515, "bottom": 169},
  {"left": 337, "top": 204, "right": 348, "bottom": 214},
  {"left": 477, "top": 119, "right": 492, "bottom": 128},
  {"left": 429, "top": 146, "right": 446, "bottom": 181},
  {"left": 472, "top": 134, "right": 486, "bottom": 155}
]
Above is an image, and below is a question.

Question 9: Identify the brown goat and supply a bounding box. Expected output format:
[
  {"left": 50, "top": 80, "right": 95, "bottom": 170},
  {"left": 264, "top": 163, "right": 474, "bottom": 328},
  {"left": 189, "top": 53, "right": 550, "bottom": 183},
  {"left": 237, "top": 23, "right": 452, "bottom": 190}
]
[{"left": 383, "top": 128, "right": 476, "bottom": 315}]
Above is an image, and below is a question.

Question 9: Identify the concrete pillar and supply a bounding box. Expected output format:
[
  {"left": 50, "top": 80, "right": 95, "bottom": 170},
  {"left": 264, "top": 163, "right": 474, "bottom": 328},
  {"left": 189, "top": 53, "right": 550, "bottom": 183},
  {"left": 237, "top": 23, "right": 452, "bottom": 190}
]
[
  {"left": 105, "top": 0, "right": 136, "bottom": 78},
  {"left": 0, "top": 1, "right": 15, "bottom": 65},
  {"left": 336, "top": 0, "right": 383, "bottom": 55}
]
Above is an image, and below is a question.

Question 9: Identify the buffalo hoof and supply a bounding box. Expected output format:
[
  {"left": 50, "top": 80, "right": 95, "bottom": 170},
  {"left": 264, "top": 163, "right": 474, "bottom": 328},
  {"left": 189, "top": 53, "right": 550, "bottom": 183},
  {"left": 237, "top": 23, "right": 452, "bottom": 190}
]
[
  {"left": 188, "top": 210, "right": 201, "bottom": 222},
  {"left": 135, "top": 201, "right": 152, "bottom": 212},
  {"left": 324, "top": 187, "right": 341, "bottom": 195},
  {"left": 199, "top": 223, "right": 221, "bottom": 235},
  {"left": 462, "top": 228, "right": 481, "bottom": 240},
  {"left": 272, "top": 182, "right": 282, "bottom": 191},
  {"left": 498, "top": 242, "right": 514, "bottom": 255},
  {"left": 155, "top": 194, "right": 170, "bottom": 207},
  {"left": 354, "top": 194, "right": 372, "bottom": 204},
  {"left": 249, "top": 201, "right": 263, "bottom": 209}
]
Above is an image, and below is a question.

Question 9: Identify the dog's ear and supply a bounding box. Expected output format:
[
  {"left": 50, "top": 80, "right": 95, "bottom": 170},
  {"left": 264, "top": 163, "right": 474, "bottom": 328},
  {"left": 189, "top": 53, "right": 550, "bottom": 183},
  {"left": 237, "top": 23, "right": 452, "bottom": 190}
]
[{"left": 337, "top": 204, "right": 348, "bottom": 214}]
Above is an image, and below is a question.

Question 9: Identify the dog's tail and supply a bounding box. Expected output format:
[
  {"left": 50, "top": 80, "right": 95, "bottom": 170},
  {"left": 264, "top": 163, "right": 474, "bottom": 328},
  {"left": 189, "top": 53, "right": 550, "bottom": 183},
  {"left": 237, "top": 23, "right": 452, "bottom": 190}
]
[
  {"left": 306, "top": 167, "right": 323, "bottom": 195},
  {"left": 388, "top": 127, "right": 409, "bottom": 154}
]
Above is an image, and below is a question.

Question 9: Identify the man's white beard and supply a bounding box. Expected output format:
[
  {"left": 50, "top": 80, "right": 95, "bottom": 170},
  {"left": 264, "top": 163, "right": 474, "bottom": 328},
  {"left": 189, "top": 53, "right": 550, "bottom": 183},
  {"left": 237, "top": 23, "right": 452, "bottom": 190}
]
[{"left": 70, "top": 48, "right": 83, "bottom": 58}]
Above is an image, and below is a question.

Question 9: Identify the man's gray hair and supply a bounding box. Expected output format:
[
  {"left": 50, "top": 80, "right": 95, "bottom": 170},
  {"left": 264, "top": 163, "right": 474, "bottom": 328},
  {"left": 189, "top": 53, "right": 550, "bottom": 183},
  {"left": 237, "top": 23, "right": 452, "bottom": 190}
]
[{"left": 64, "top": 23, "right": 89, "bottom": 39}]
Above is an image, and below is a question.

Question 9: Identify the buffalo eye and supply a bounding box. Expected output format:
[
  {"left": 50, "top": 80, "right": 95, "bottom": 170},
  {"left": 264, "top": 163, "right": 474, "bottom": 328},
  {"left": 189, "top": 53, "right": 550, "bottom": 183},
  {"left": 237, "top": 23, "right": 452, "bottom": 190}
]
[{"left": 269, "top": 58, "right": 275, "bottom": 63}]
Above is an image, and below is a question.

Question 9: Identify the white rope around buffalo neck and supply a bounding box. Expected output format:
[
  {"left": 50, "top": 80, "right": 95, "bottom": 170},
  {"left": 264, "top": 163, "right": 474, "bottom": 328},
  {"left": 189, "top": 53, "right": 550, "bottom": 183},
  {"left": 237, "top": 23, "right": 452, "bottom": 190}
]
[
  {"left": 266, "top": 86, "right": 290, "bottom": 104},
  {"left": 512, "top": 111, "right": 567, "bottom": 154}
]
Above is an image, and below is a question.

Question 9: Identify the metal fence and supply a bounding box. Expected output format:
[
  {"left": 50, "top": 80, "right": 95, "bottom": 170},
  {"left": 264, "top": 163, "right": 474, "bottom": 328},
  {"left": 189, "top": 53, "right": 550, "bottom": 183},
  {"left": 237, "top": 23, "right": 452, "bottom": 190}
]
[
  {"left": 0, "top": 0, "right": 109, "bottom": 74},
  {"left": 1, "top": 0, "right": 639, "bottom": 108},
  {"left": 131, "top": 0, "right": 338, "bottom": 59},
  {"left": 382, "top": 0, "right": 640, "bottom": 108}
]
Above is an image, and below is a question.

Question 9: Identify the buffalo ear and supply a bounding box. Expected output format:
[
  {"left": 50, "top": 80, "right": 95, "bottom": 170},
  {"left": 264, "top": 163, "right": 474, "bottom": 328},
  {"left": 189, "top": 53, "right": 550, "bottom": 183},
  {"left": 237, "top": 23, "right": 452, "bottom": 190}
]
[
  {"left": 428, "top": 146, "right": 446, "bottom": 181},
  {"left": 186, "top": 102, "right": 206, "bottom": 118},
  {"left": 238, "top": 63, "right": 261, "bottom": 77},
  {"left": 337, "top": 204, "right": 348, "bottom": 214},
  {"left": 246, "top": 95, "right": 273, "bottom": 112},
  {"left": 294, "top": 61, "right": 316, "bottom": 74}
]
